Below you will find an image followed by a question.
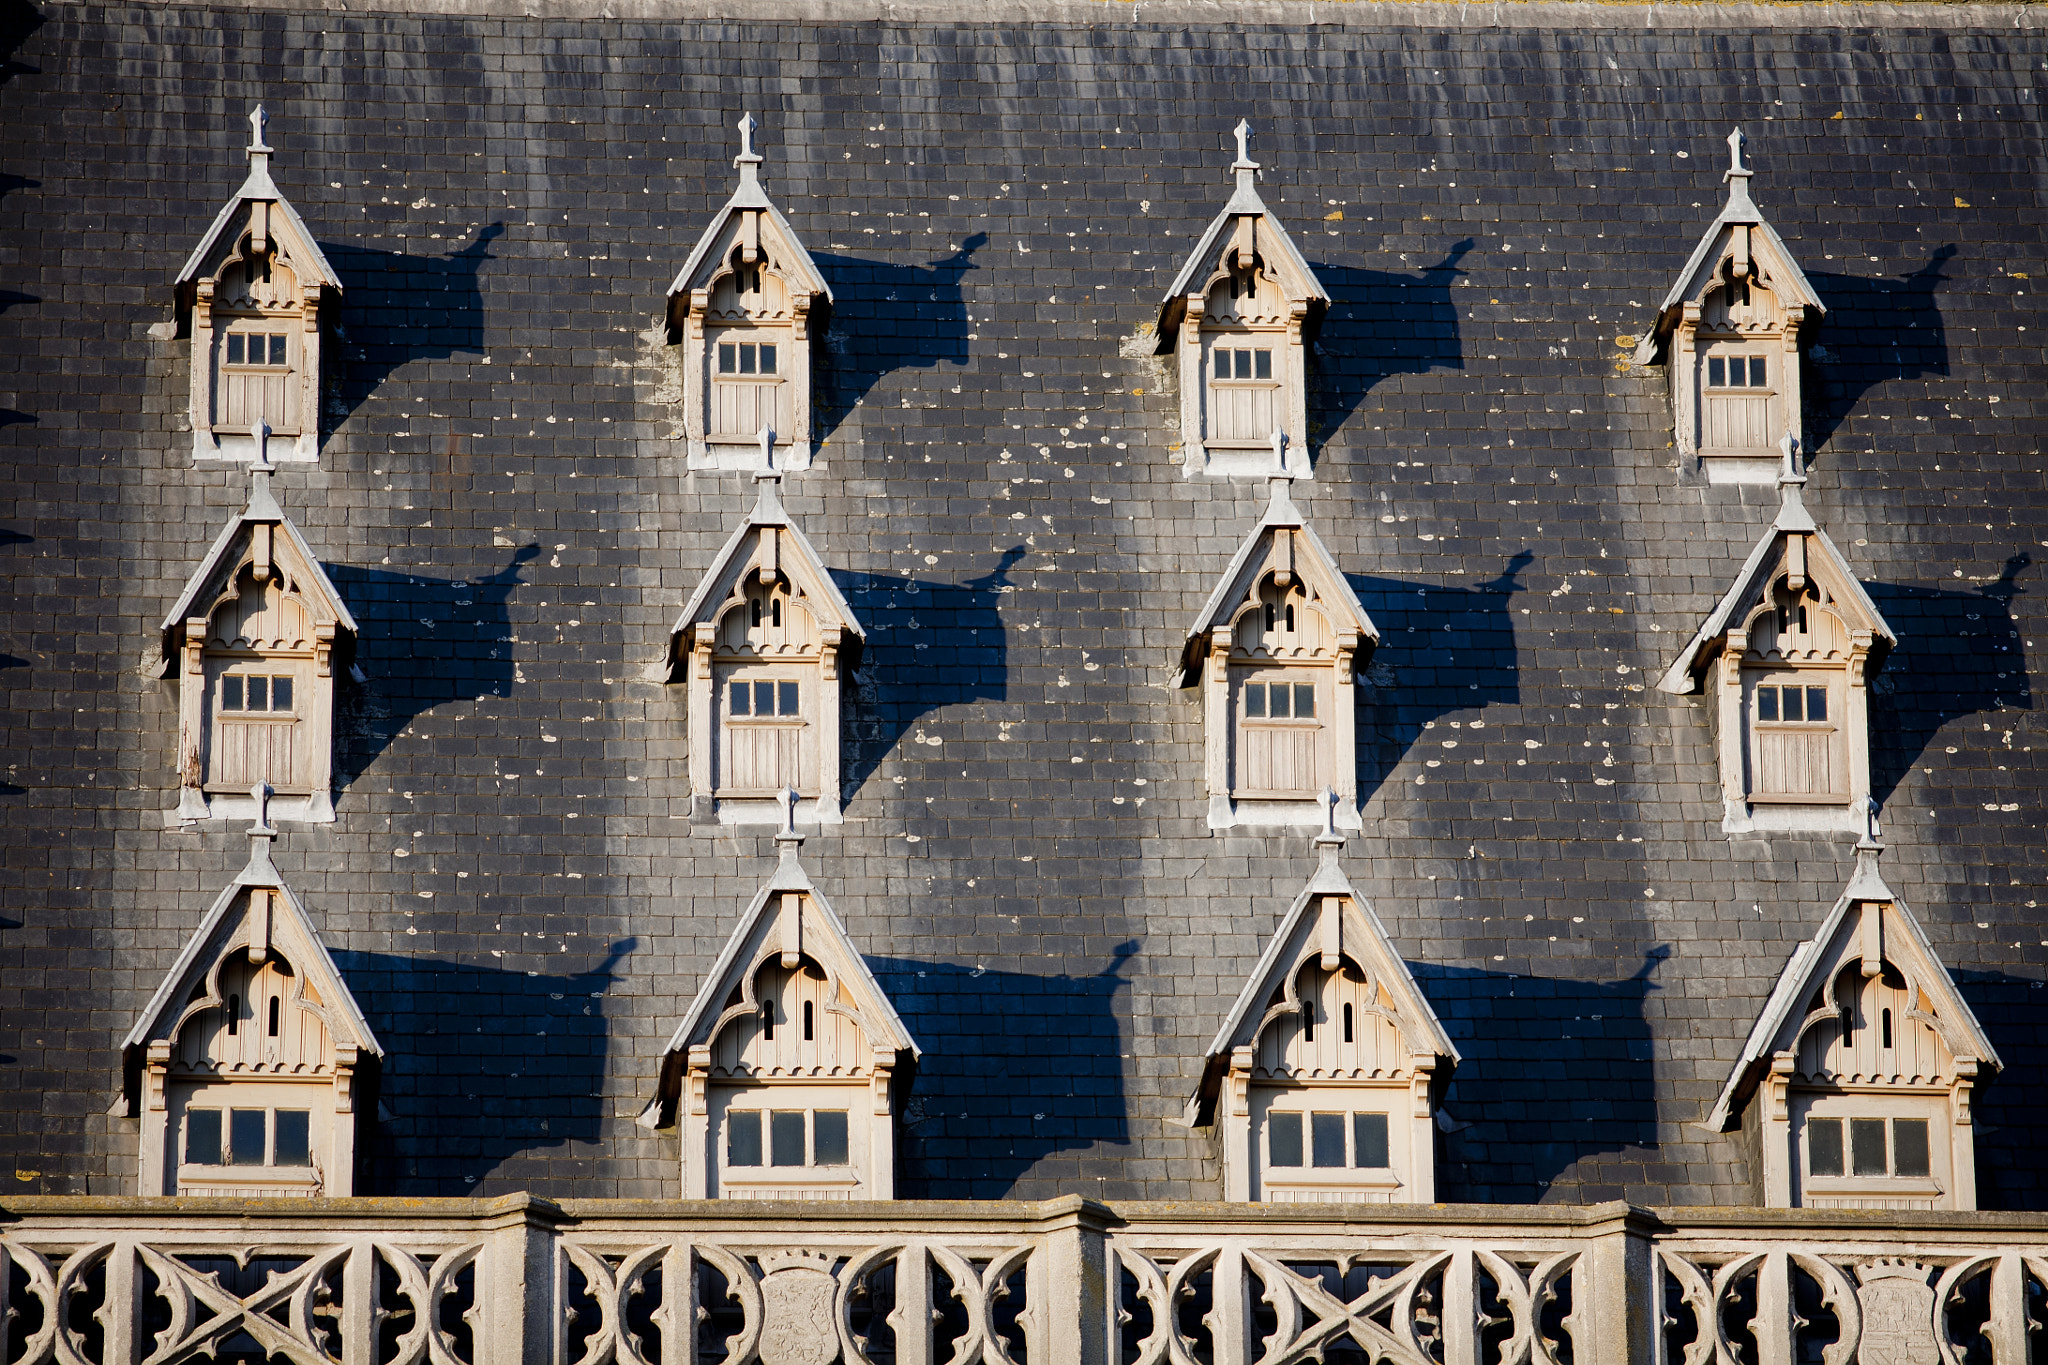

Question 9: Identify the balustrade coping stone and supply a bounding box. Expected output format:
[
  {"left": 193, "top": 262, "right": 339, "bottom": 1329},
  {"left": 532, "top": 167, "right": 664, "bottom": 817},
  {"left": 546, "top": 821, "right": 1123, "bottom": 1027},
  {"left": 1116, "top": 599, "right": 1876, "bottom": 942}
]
[{"left": 5, "top": 1195, "right": 2048, "bottom": 1240}]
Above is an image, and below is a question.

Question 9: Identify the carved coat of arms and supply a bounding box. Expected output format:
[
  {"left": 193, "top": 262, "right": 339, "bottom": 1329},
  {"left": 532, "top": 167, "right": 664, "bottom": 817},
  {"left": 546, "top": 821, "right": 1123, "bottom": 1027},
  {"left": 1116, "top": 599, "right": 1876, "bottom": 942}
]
[
  {"left": 757, "top": 1252, "right": 841, "bottom": 1365},
  {"left": 1855, "top": 1260, "right": 1936, "bottom": 1365}
]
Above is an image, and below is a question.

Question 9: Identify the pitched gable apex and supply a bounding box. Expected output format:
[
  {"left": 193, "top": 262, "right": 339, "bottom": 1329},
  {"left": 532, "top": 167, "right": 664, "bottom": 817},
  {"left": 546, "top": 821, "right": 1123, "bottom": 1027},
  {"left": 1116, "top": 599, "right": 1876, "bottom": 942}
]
[
  {"left": 122, "top": 825, "right": 381, "bottom": 1068},
  {"left": 1657, "top": 472, "right": 1893, "bottom": 695},
  {"left": 664, "top": 114, "right": 831, "bottom": 339},
  {"left": 1634, "top": 128, "right": 1822, "bottom": 366},
  {"left": 173, "top": 106, "right": 341, "bottom": 317},
  {"left": 1181, "top": 475, "right": 1376, "bottom": 678},
  {"left": 659, "top": 839, "right": 919, "bottom": 1070},
  {"left": 159, "top": 467, "right": 358, "bottom": 667},
  {"left": 1156, "top": 122, "right": 1329, "bottom": 351},
  {"left": 1188, "top": 840, "right": 1457, "bottom": 1121},
  {"left": 1707, "top": 840, "right": 1998, "bottom": 1132},
  {"left": 665, "top": 472, "right": 864, "bottom": 672}
]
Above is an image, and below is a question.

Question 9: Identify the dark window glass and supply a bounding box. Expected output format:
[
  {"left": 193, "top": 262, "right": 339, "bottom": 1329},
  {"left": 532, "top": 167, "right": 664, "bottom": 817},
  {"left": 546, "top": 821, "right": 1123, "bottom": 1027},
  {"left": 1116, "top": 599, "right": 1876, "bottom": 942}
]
[
  {"left": 814, "top": 1110, "right": 849, "bottom": 1165},
  {"left": 738, "top": 344, "right": 757, "bottom": 375},
  {"left": 1301, "top": 1000, "right": 1313, "bottom": 1043},
  {"left": 1893, "top": 1119, "right": 1931, "bottom": 1178},
  {"left": 730, "top": 680, "right": 750, "bottom": 715},
  {"left": 1263, "top": 603, "right": 1274, "bottom": 631},
  {"left": 271, "top": 677, "right": 293, "bottom": 711},
  {"left": 770, "top": 599, "right": 781, "bottom": 628},
  {"left": 1254, "top": 350, "right": 1272, "bottom": 380},
  {"left": 770, "top": 1110, "right": 805, "bottom": 1166},
  {"left": 1881, "top": 1008, "right": 1893, "bottom": 1049},
  {"left": 778, "top": 681, "right": 799, "bottom": 716},
  {"left": 719, "top": 344, "right": 736, "bottom": 374},
  {"left": 1311, "top": 1112, "right": 1345, "bottom": 1168},
  {"left": 222, "top": 677, "right": 245, "bottom": 712},
  {"left": 1851, "top": 1118, "right": 1888, "bottom": 1176},
  {"left": 269, "top": 335, "right": 288, "bottom": 366},
  {"left": 751, "top": 600, "right": 762, "bottom": 628},
  {"left": 1242, "top": 683, "right": 1265, "bottom": 718},
  {"left": 1353, "top": 1113, "right": 1390, "bottom": 1168},
  {"left": 185, "top": 1109, "right": 223, "bottom": 1166},
  {"left": 761, "top": 1000, "right": 774, "bottom": 1040},
  {"left": 1215, "top": 350, "right": 1229, "bottom": 379},
  {"left": 1343, "top": 1002, "right": 1354, "bottom": 1044},
  {"left": 1235, "top": 350, "right": 1253, "bottom": 379},
  {"left": 802, "top": 999, "right": 814, "bottom": 1041},
  {"left": 1756, "top": 686, "right": 1778, "bottom": 721},
  {"left": 1708, "top": 356, "right": 1726, "bottom": 387},
  {"left": 230, "top": 1109, "right": 267, "bottom": 1166},
  {"left": 1268, "top": 1112, "right": 1302, "bottom": 1168},
  {"left": 227, "top": 335, "right": 245, "bottom": 365},
  {"left": 1284, "top": 604, "right": 1295, "bottom": 632},
  {"left": 227, "top": 993, "right": 240, "bottom": 1035},
  {"left": 268, "top": 996, "right": 280, "bottom": 1037},
  {"left": 1781, "top": 686, "right": 1803, "bottom": 722},
  {"left": 1750, "top": 357, "right": 1768, "bottom": 387},
  {"left": 274, "top": 1110, "right": 310, "bottom": 1166},
  {"left": 1806, "top": 687, "right": 1827, "bottom": 722},
  {"left": 1808, "top": 1117, "right": 1844, "bottom": 1176},
  {"left": 727, "top": 1111, "right": 761, "bottom": 1166},
  {"left": 755, "top": 681, "right": 776, "bottom": 715},
  {"left": 1269, "top": 683, "right": 1291, "bottom": 719},
  {"left": 1293, "top": 684, "right": 1316, "bottom": 719},
  {"left": 248, "top": 676, "right": 269, "bottom": 711},
  {"left": 760, "top": 344, "right": 777, "bottom": 374}
]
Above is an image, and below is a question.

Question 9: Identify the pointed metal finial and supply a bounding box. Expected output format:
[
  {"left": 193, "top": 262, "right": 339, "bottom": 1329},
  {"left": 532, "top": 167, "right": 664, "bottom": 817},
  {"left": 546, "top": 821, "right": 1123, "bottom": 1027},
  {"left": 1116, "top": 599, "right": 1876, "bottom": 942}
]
[
  {"left": 248, "top": 104, "right": 272, "bottom": 154},
  {"left": 1726, "top": 126, "right": 1749, "bottom": 180}
]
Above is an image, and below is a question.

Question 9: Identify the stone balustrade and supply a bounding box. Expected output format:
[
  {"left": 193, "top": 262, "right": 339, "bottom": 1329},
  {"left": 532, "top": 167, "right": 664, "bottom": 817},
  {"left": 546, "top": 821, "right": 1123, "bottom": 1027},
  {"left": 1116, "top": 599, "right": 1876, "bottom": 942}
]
[{"left": 2, "top": 1196, "right": 2044, "bottom": 1364}]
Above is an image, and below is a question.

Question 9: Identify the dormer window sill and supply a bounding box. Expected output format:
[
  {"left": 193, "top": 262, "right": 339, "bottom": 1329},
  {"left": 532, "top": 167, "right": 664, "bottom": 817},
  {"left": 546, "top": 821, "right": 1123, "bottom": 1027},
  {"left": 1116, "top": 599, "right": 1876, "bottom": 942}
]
[
  {"left": 1746, "top": 791, "right": 1851, "bottom": 806},
  {"left": 1262, "top": 1172, "right": 1404, "bottom": 1192},
  {"left": 1802, "top": 1176, "right": 1943, "bottom": 1199}
]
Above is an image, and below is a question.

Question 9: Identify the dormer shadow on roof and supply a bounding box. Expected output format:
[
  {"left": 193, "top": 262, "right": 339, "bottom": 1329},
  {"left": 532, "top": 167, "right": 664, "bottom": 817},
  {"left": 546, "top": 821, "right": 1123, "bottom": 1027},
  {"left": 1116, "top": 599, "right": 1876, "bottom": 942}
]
[
  {"left": 1709, "top": 835, "right": 1999, "bottom": 1210},
  {"left": 1155, "top": 122, "right": 1330, "bottom": 480},
  {"left": 666, "top": 115, "right": 832, "bottom": 473},
  {"left": 161, "top": 447, "right": 358, "bottom": 827},
  {"left": 174, "top": 107, "right": 341, "bottom": 464},
  {"left": 1634, "top": 129, "right": 1825, "bottom": 486},
  {"left": 643, "top": 802, "right": 918, "bottom": 1199},
  {"left": 121, "top": 800, "right": 382, "bottom": 1196},
  {"left": 1182, "top": 462, "right": 1377, "bottom": 832},
  {"left": 663, "top": 452, "right": 865, "bottom": 827},
  {"left": 1188, "top": 812, "right": 1458, "bottom": 1203},
  {"left": 1658, "top": 448, "right": 1894, "bottom": 836}
]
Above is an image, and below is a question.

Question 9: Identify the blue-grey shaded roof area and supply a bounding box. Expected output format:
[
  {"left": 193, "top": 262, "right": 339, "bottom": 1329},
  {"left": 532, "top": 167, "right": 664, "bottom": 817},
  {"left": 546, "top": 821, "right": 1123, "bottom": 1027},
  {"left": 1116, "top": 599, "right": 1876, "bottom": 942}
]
[{"left": 2, "top": 2, "right": 2048, "bottom": 1212}]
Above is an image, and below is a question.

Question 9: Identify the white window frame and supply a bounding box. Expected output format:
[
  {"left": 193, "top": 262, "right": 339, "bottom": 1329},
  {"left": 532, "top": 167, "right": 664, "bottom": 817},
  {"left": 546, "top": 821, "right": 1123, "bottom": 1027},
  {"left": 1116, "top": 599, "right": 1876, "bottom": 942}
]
[
  {"left": 1251, "top": 1087, "right": 1406, "bottom": 1200},
  {"left": 708, "top": 1082, "right": 867, "bottom": 1198}
]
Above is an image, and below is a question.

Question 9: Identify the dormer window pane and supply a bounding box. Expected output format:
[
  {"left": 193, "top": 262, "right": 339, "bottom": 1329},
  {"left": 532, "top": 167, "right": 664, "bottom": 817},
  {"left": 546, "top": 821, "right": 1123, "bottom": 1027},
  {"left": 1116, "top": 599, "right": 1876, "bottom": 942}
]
[
  {"left": 1893, "top": 1119, "right": 1931, "bottom": 1177},
  {"left": 1311, "top": 1112, "right": 1345, "bottom": 1168},
  {"left": 1749, "top": 356, "right": 1768, "bottom": 387},
  {"left": 730, "top": 680, "right": 751, "bottom": 715},
  {"left": 1807, "top": 1117, "right": 1844, "bottom": 1176},
  {"left": 274, "top": 1110, "right": 311, "bottom": 1166},
  {"left": 1268, "top": 1111, "right": 1302, "bottom": 1167},
  {"left": 770, "top": 1110, "right": 805, "bottom": 1166},
  {"left": 1780, "top": 686, "right": 1802, "bottom": 722},
  {"left": 778, "top": 681, "right": 800, "bottom": 715},
  {"left": 1353, "top": 1113, "right": 1390, "bottom": 1168},
  {"left": 1254, "top": 350, "right": 1271, "bottom": 379},
  {"left": 228, "top": 334, "right": 245, "bottom": 365},
  {"left": 759, "top": 344, "right": 777, "bottom": 375},
  {"left": 728, "top": 1111, "right": 762, "bottom": 1167},
  {"left": 222, "top": 676, "right": 245, "bottom": 711},
  {"left": 185, "top": 1109, "right": 223, "bottom": 1166},
  {"left": 1805, "top": 687, "right": 1827, "bottom": 721},
  {"left": 1269, "top": 683, "right": 1292, "bottom": 719},
  {"left": 719, "top": 343, "right": 736, "bottom": 373},
  {"left": 1708, "top": 357, "right": 1725, "bottom": 387},
  {"left": 1292, "top": 684, "right": 1315, "bottom": 718},
  {"left": 247, "top": 676, "right": 269, "bottom": 711},
  {"left": 1243, "top": 683, "right": 1266, "bottom": 718},
  {"left": 814, "top": 1110, "right": 849, "bottom": 1165},
  {"left": 1851, "top": 1118, "right": 1888, "bottom": 1176},
  {"left": 229, "top": 1109, "right": 267, "bottom": 1166}
]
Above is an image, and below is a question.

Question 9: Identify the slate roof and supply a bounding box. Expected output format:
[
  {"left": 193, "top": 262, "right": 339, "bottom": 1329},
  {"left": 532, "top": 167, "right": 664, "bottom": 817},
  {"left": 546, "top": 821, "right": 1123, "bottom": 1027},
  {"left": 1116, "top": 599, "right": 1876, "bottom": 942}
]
[{"left": 2, "top": 0, "right": 2047, "bottom": 1209}]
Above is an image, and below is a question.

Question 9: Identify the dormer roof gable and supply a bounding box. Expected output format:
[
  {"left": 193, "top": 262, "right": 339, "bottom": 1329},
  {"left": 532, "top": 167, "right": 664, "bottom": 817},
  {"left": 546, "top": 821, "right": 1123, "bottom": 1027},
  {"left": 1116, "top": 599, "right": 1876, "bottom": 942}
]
[
  {"left": 1635, "top": 128, "right": 1823, "bottom": 365},
  {"left": 665, "top": 115, "right": 831, "bottom": 337},
  {"left": 174, "top": 107, "right": 341, "bottom": 317},
  {"left": 1657, "top": 473, "right": 1893, "bottom": 694},
  {"left": 1180, "top": 476, "right": 1376, "bottom": 677},
  {"left": 1188, "top": 839, "right": 1458, "bottom": 1119},
  {"left": 1155, "top": 122, "right": 1330, "bottom": 351},
  {"left": 121, "top": 827, "right": 381, "bottom": 1064},
  {"left": 160, "top": 468, "right": 357, "bottom": 666},
  {"left": 667, "top": 473, "right": 865, "bottom": 667},
  {"left": 659, "top": 839, "right": 919, "bottom": 1069},
  {"left": 1707, "top": 841, "right": 1999, "bottom": 1131}
]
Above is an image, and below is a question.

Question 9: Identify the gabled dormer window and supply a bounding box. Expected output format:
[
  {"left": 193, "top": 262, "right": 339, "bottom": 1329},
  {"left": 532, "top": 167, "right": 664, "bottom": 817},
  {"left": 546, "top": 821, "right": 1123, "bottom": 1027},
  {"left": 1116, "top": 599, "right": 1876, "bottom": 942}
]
[
  {"left": 1707, "top": 840, "right": 2000, "bottom": 1209},
  {"left": 1632, "top": 129, "right": 1824, "bottom": 485},
  {"left": 173, "top": 107, "right": 340, "bottom": 464},
  {"left": 161, "top": 458, "right": 356, "bottom": 826},
  {"left": 1657, "top": 457, "right": 1894, "bottom": 836},
  {"left": 1188, "top": 825, "right": 1459, "bottom": 1203},
  {"left": 665, "top": 465, "right": 864, "bottom": 826},
  {"left": 644, "top": 816, "right": 918, "bottom": 1199},
  {"left": 121, "top": 810, "right": 382, "bottom": 1196},
  {"left": 667, "top": 115, "right": 831, "bottom": 472},
  {"left": 1156, "top": 122, "right": 1328, "bottom": 480},
  {"left": 1182, "top": 474, "right": 1376, "bottom": 831}
]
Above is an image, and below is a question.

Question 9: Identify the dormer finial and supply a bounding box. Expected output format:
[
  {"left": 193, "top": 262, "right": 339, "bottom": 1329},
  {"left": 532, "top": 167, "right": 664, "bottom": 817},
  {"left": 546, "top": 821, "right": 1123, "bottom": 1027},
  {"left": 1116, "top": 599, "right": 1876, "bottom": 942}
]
[
  {"left": 1265, "top": 430, "right": 1298, "bottom": 515},
  {"left": 1857, "top": 795, "right": 1883, "bottom": 852},
  {"left": 247, "top": 420, "right": 283, "bottom": 518},
  {"left": 248, "top": 104, "right": 272, "bottom": 157},
  {"left": 1233, "top": 118, "right": 1255, "bottom": 169},
  {"left": 775, "top": 785, "right": 803, "bottom": 852},
  {"left": 1725, "top": 126, "right": 1750, "bottom": 182},
  {"left": 1315, "top": 787, "right": 1345, "bottom": 850},
  {"left": 734, "top": 112, "right": 763, "bottom": 191}
]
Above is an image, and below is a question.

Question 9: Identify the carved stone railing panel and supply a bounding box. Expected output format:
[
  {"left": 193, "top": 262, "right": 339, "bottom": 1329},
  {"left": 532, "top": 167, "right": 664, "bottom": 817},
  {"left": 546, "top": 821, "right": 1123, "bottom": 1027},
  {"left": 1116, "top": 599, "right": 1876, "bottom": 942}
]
[{"left": 6, "top": 1198, "right": 2048, "bottom": 1365}]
